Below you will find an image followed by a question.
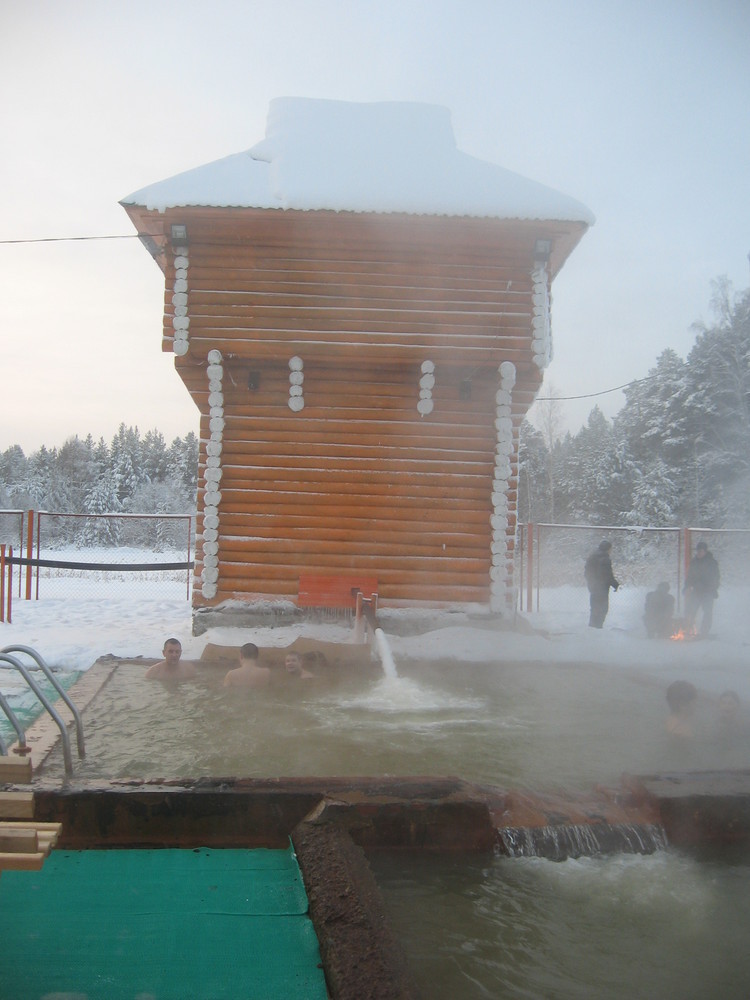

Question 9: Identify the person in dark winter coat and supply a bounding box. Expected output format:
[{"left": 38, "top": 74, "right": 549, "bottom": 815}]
[
  {"left": 584, "top": 540, "right": 620, "bottom": 628},
  {"left": 684, "top": 540, "right": 720, "bottom": 636},
  {"left": 644, "top": 581, "right": 675, "bottom": 639}
]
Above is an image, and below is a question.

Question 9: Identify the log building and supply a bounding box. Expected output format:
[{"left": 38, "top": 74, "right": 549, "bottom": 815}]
[{"left": 121, "top": 99, "right": 593, "bottom": 621}]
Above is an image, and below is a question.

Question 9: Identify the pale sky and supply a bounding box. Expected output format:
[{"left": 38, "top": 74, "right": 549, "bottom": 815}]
[{"left": 1, "top": 0, "right": 748, "bottom": 453}]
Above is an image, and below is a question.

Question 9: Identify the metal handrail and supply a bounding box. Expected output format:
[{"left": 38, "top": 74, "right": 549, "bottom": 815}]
[
  {"left": 0, "top": 690, "right": 27, "bottom": 756},
  {"left": 1, "top": 644, "right": 85, "bottom": 760},
  {"left": 0, "top": 653, "right": 74, "bottom": 775}
]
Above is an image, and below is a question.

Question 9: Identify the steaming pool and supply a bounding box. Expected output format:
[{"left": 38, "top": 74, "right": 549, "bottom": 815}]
[
  {"left": 36, "top": 654, "right": 750, "bottom": 998},
  {"left": 41, "top": 654, "right": 748, "bottom": 786}
]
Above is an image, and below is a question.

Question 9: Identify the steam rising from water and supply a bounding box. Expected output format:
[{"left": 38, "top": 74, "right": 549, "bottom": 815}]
[{"left": 331, "top": 674, "right": 485, "bottom": 714}]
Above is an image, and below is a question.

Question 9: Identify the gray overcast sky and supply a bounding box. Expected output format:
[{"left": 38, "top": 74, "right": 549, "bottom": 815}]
[{"left": 1, "top": 0, "right": 748, "bottom": 452}]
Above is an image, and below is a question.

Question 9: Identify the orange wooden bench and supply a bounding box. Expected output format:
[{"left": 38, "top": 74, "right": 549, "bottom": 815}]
[{"left": 297, "top": 574, "right": 378, "bottom": 610}]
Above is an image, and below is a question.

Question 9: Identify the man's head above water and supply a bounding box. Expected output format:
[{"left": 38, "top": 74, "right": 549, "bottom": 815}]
[
  {"left": 240, "top": 642, "right": 259, "bottom": 663},
  {"left": 162, "top": 638, "right": 182, "bottom": 667}
]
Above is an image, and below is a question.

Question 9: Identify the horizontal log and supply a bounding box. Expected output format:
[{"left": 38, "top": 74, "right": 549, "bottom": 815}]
[
  {"left": 205, "top": 490, "right": 491, "bottom": 517},
  {"left": 0, "top": 851, "right": 45, "bottom": 871},
  {"left": 186, "top": 314, "right": 533, "bottom": 342},
  {"left": 216, "top": 536, "right": 489, "bottom": 559},
  {"left": 203, "top": 451, "right": 496, "bottom": 472},
  {"left": 179, "top": 213, "right": 578, "bottom": 266},
  {"left": 215, "top": 361, "right": 539, "bottom": 388},
  {"left": 188, "top": 277, "right": 532, "bottom": 307},
  {"left": 210, "top": 511, "right": 491, "bottom": 538},
  {"left": 210, "top": 438, "right": 499, "bottom": 463},
  {"left": 0, "top": 792, "right": 34, "bottom": 819},
  {"left": 214, "top": 483, "right": 490, "bottom": 507},
  {"left": 186, "top": 222, "right": 542, "bottom": 258},
  {"left": 214, "top": 452, "right": 495, "bottom": 478},
  {"left": 186, "top": 231, "right": 540, "bottom": 267},
  {"left": 192, "top": 399, "right": 520, "bottom": 430},
  {"left": 214, "top": 555, "right": 489, "bottom": 578},
  {"left": 0, "top": 757, "right": 32, "bottom": 782},
  {"left": 186, "top": 308, "right": 531, "bottom": 337},
  {"left": 203, "top": 495, "right": 493, "bottom": 519},
  {"left": 215, "top": 467, "right": 490, "bottom": 494},
  {"left": 217, "top": 406, "right": 507, "bottom": 432},
  {"left": 202, "top": 420, "right": 496, "bottom": 448},
  {"left": 216, "top": 564, "right": 490, "bottom": 592},
  {"left": 140, "top": 203, "right": 586, "bottom": 276},
  {"left": 192, "top": 577, "right": 494, "bottom": 604},
  {"left": 0, "top": 828, "right": 38, "bottom": 853},
  {"left": 214, "top": 452, "right": 494, "bottom": 478},
  {"left": 187, "top": 284, "right": 529, "bottom": 312},
  {"left": 181, "top": 373, "right": 525, "bottom": 406},
  {"left": 180, "top": 336, "right": 536, "bottom": 367},
  {"left": 187, "top": 261, "right": 530, "bottom": 291}
]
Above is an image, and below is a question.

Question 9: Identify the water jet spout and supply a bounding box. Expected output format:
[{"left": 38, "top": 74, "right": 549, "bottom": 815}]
[{"left": 373, "top": 628, "right": 399, "bottom": 680}]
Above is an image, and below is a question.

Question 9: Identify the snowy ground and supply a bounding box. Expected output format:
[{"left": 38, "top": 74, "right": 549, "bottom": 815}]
[{"left": 1, "top": 574, "right": 749, "bottom": 709}]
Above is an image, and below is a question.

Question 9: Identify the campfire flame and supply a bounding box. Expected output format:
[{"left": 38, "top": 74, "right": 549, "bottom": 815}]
[{"left": 671, "top": 624, "right": 698, "bottom": 642}]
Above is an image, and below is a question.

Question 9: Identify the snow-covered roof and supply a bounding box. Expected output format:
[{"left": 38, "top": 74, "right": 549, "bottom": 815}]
[{"left": 121, "top": 97, "right": 594, "bottom": 225}]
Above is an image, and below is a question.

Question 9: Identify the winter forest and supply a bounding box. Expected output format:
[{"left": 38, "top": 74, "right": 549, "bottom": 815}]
[
  {"left": 0, "top": 280, "right": 748, "bottom": 541},
  {"left": 0, "top": 426, "right": 197, "bottom": 548},
  {"left": 519, "top": 280, "right": 750, "bottom": 529}
]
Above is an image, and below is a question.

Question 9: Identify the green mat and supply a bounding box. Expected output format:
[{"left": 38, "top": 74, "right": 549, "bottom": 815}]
[{"left": 0, "top": 847, "right": 328, "bottom": 1000}]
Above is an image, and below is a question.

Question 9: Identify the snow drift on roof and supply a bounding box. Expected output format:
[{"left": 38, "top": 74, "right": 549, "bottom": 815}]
[{"left": 121, "top": 97, "right": 594, "bottom": 224}]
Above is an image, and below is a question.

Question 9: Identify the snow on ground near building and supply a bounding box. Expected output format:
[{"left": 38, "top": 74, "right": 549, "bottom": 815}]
[{"left": 1, "top": 574, "right": 749, "bottom": 707}]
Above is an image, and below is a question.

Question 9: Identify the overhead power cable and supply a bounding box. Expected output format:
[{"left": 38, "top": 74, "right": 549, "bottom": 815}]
[
  {"left": 1, "top": 231, "right": 664, "bottom": 405},
  {"left": 0, "top": 234, "right": 140, "bottom": 245},
  {"left": 536, "top": 373, "right": 660, "bottom": 402}
]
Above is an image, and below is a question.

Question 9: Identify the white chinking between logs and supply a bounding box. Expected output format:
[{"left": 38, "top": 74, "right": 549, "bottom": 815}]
[
  {"left": 201, "top": 349, "right": 224, "bottom": 599},
  {"left": 171, "top": 251, "right": 190, "bottom": 357},
  {"left": 490, "top": 360, "right": 517, "bottom": 612},
  {"left": 530, "top": 262, "right": 552, "bottom": 370},
  {"left": 417, "top": 360, "right": 435, "bottom": 416}
]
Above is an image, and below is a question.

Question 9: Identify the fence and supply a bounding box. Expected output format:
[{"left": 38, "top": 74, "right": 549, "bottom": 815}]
[
  {"left": 518, "top": 523, "right": 750, "bottom": 620},
  {"left": 1, "top": 510, "right": 194, "bottom": 606},
  {"left": 0, "top": 511, "right": 24, "bottom": 599}
]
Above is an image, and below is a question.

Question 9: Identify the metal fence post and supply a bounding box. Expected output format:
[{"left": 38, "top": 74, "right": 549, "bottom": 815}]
[
  {"left": 186, "top": 514, "right": 193, "bottom": 601},
  {"left": 525, "top": 523, "right": 533, "bottom": 613},
  {"left": 6, "top": 546, "right": 12, "bottom": 622},
  {"left": 683, "top": 526, "right": 692, "bottom": 603},
  {"left": 25, "top": 511, "right": 34, "bottom": 601}
]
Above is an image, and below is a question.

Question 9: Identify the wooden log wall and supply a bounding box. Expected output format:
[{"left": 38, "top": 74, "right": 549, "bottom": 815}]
[{"left": 129, "top": 207, "right": 586, "bottom": 608}]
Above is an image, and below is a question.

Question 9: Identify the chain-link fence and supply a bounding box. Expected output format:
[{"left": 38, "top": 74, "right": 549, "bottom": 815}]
[
  {"left": 3, "top": 510, "right": 194, "bottom": 603},
  {"left": 518, "top": 523, "right": 750, "bottom": 625},
  {"left": 0, "top": 510, "right": 25, "bottom": 600}
]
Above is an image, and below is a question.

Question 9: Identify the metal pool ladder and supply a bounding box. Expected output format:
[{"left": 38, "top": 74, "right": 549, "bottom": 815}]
[{"left": 0, "top": 645, "right": 85, "bottom": 776}]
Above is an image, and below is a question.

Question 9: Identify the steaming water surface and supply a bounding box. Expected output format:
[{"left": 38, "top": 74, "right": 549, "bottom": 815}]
[
  {"left": 371, "top": 850, "right": 750, "bottom": 999},
  {"left": 38, "top": 654, "right": 750, "bottom": 998},
  {"left": 46, "top": 655, "right": 749, "bottom": 786}
]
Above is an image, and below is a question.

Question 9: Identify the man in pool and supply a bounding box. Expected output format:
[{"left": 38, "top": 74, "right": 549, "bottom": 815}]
[
  {"left": 145, "top": 638, "right": 197, "bottom": 681},
  {"left": 223, "top": 642, "right": 271, "bottom": 688},
  {"left": 284, "top": 651, "right": 315, "bottom": 680},
  {"left": 665, "top": 679, "right": 698, "bottom": 738}
]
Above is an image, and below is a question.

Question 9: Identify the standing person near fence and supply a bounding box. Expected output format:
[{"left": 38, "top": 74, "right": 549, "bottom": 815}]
[
  {"left": 683, "top": 540, "right": 720, "bottom": 637},
  {"left": 584, "top": 540, "right": 620, "bottom": 629}
]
